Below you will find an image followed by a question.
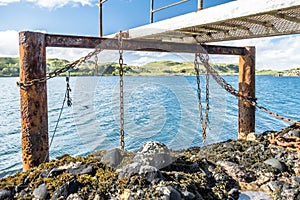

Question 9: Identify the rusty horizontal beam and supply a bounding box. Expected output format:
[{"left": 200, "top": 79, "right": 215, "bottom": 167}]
[{"left": 45, "top": 33, "right": 247, "bottom": 55}]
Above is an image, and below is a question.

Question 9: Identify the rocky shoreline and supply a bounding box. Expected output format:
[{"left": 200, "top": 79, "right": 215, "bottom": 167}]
[{"left": 0, "top": 125, "right": 299, "bottom": 200}]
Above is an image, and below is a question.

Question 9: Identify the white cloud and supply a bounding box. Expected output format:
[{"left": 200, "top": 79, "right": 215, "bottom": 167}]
[
  {"left": 0, "top": 0, "right": 94, "bottom": 9},
  {"left": 122, "top": 35, "right": 300, "bottom": 70},
  {"left": 0, "top": 30, "right": 19, "bottom": 57},
  {"left": 0, "top": 30, "right": 91, "bottom": 62},
  {"left": 0, "top": 0, "right": 19, "bottom": 6},
  {"left": 126, "top": 51, "right": 192, "bottom": 66},
  {"left": 211, "top": 35, "right": 300, "bottom": 70},
  {"left": 129, "top": 56, "right": 153, "bottom": 66},
  {"left": 47, "top": 48, "right": 90, "bottom": 61},
  {"left": 26, "top": 0, "right": 93, "bottom": 9}
]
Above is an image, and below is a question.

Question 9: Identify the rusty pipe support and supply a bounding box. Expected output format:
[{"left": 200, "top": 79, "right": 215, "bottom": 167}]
[
  {"left": 238, "top": 46, "right": 256, "bottom": 139},
  {"left": 19, "top": 31, "right": 49, "bottom": 171}
]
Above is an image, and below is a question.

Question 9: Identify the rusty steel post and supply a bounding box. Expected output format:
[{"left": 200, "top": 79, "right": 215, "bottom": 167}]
[
  {"left": 19, "top": 31, "right": 49, "bottom": 171},
  {"left": 238, "top": 46, "right": 255, "bottom": 139}
]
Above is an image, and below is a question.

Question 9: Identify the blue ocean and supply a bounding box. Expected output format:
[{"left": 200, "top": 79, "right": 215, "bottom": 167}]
[{"left": 0, "top": 75, "right": 299, "bottom": 178}]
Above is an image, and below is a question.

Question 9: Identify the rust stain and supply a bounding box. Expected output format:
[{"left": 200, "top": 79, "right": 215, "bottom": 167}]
[
  {"left": 19, "top": 32, "right": 49, "bottom": 171},
  {"left": 238, "top": 47, "right": 255, "bottom": 139}
]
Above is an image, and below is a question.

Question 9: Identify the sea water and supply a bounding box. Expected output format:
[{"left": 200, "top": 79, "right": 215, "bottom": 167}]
[{"left": 0, "top": 75, "right": 299, "bottom": 177}]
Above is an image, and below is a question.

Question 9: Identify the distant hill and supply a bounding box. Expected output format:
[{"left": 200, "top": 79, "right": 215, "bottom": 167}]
[
  {"left": 132, "top": 60, "right": 239, "bottom": 76},
  {"left": 0, "top": 57, "right": 19, "bottom": 77},
  {"left": 0, "top": 57, "right": 298, "bottom": 77}
]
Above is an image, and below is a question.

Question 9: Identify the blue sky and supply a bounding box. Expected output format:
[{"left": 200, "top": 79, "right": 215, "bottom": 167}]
[
  {"left": 0, "top": 0, "right": 233, "bottom": 36},
  {"left": 0, "top": 0, "right": 299, "bottom": 70}
]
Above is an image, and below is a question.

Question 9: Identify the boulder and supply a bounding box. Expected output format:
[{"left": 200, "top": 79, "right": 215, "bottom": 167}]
[
  {"left": 51, "top": 179, "right": 80, "bottom": 200},
  {"left": 264, "top": 158, "right": 286, "bottom": 172},
  {"left": 0, "top": 189, "right": 12, "bottom": 200},
  {"left": 46, "top": 168, "right": 65, "bottom": 178},
  {"left": 68, "top": 164, "right": 94, "bottom": 176},
  {"left": 33, "top": 183, "right": 48, "bottom": 200},
  {"left": 133, "top": 141, "right": 174, "bottom": 169},
  {"left": 239, "top": 191, "right": 272, "bottom": 200},
  {"left": 217, "top": 161, "right": 255, "bottom": 182},
  {"left": 287, "top": 129, "right": 300, "bottom": 137},
  {"left": 101, "top": 148, "right": 123, "bottom": 168},
  {"left": 118, "top": 162, "right": 142, "bottom": 179},
  {"left": 118, "top": 161, "right": 164, "bottom": 182},
  {"left": 139, "top": 165, "right": 163, "bottom": 182},
  {"left": 228, "top": 188, "right": 239, "bottom": 200},
  {"left": 156, "top": 186, "right": 181, "bottom": 200},
  {"left": 66, "top": 193, "right": 83, "bottom": 200},
  {"left": 182, "top": 191, "right": 196, "bottom": 199}
]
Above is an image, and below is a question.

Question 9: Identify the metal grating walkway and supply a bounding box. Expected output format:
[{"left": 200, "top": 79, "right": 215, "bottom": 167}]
[{"left": 126, "top": 0, "right": 300, "bottom": 43}]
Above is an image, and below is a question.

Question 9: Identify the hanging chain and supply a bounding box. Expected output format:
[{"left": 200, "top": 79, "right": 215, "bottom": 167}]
[
  {"left": 196, "top": 46, "right": 300, "bottom": 127},
  {"left": 45, "top": 73, "right": 73, "bottom": 162},
  {"left": 94, "top": 54, "right": 99, "bottom": 76},
  {"left": 194, "top": 54, "right": 203, "bottom": 134},
  {"left": 205, "top": 60, "right": 210, "bottom": 135},
  {"left": 118, "top": 31, "right": 125, "bottom": 150},
  {"left": 66, "top": 74, "right": 72, "bottom": 107},
  {"left": 17, "top": 45, "right": 103, "bottom": 88},
  {"left": 194, "top": 53, "right": 210, "bottom": 141}
]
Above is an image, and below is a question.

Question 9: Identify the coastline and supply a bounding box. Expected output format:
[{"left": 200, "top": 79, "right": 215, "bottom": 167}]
[
  {"left": 1, "top": 57, "right": 299, "bottom": 77},
  {"left": 274, "top": 72, "right": 300, "bottom": 77}
]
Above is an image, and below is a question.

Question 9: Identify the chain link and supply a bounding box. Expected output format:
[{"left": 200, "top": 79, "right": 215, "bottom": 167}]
[
  {"left": 66, "top": 75, "right": 72, "bottom": 107},
  {"left": 17, "top": 44, "right": 103, "bottom": 88},
  {"left": 196, "top": 46, "right": 300, "bottom": 127},
  {"left": 205, "top": 61, "right": 210, "bottom": 136},
  {"left": 194, "top": 53, "right": 210, "bottom": 141},
  {"left": 118, "top": 31, "right": 125, "bottom": 150},
  {"left": 94, "top": 54, "right": 99, "bottom": 76}
]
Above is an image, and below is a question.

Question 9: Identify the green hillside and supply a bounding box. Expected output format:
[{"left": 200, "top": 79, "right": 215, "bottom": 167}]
[
  {"left": 129, "top": 61, "right": 239, "bottom": 76},
  {"left": 0, "top": 57, "right": 19, "bottom": 77},
  {"left": 1, "top": 57, "right": 298, "bottom": 77}
]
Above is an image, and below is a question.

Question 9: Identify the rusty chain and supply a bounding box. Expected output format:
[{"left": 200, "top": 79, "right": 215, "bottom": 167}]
[
  {"left": 118, "top": 31, "right": 125, "bottom": 150},
  {"left": 196, "top": 45, "right": 300, "bottom": 127},
  {"left": 194, "top": 53, "right": 210, "bottom": 141},
  {"left": 94, "top": 54, "right": 99, "bottom": 76},
  {"left": 17, "top": 44, "right": 103, "bottom": 88},
  {"left": 66, "top": 75, "right": 72, "bottom": 107},
  {"left": 205, "top": 60, "right": 210, "bottom": 134}
]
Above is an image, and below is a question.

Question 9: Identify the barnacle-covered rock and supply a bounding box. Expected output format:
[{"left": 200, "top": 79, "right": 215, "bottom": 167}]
[
  {"left": 133, "top": 141, "right": 175, "bottom": 169},
  {"left": 1, "top": 125, "right": 299, "bottom": 200},
  {"left": 33, "top": 183, "right": 48, "bottom": 199}
]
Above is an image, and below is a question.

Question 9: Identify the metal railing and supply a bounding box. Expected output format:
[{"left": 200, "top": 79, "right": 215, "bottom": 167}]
[
  {"left": 99, "top": 0, "right": 204, "bottom": 36},
  {"left": 99, "top": 0, "right": 108, "bottom": 37},
  {"left": 150, "top": 0, "right": 204, "bottom": 23}
]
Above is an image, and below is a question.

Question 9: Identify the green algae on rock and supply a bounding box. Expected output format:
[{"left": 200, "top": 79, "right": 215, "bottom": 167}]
[{"left": 0, "top": 126, "right": 299, "bottom": 199}]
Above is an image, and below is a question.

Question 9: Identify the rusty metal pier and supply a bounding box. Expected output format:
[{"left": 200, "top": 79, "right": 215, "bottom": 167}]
[
  {"left": 19, "top": 31, "right": 255, "bottom": 170},
  {"left": 19, "top": 0, "right": 300, "bottom": 170}
]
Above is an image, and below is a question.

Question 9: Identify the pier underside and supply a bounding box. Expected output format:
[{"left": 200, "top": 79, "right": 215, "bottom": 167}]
[{"left": 126, "top": 0, "right": 300, "bottom": 43}]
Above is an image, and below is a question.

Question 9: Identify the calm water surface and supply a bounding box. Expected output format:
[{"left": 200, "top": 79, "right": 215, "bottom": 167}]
[{"left": 0, "top": 75, "right": 299, "bottom": 177}]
